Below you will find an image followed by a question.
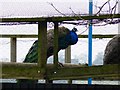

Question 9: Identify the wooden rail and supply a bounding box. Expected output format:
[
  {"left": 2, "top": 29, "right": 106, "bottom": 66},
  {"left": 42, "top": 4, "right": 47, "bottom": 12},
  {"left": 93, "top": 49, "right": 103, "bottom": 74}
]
[
  {"left": 1, "top": 34, "right": 118, "bottom": 81},
  {"left": 0, "top": 14, "right": 119, "bottom": 83},
  {"left": 0, "top": 34, "right": 117, "bottom": 81},
  {"left": 1, "top": 34, "right": 116, "bottom": 38},
  {"left": 1, "top": 62, "right": 120, "bottom": 80},
  {"left": 1, "top": 34, "right": 116, "bottom": 65},
  {"left": 1, "top": 14, "right": 120, "bottom": 22}
]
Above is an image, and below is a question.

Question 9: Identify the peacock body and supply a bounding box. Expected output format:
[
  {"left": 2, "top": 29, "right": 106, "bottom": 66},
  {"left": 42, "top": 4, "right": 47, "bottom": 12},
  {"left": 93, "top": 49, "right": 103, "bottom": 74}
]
[
  {"left": 24, "top": 26, "right": 78, "bottom": 63},
  {"left": 18, "top": 26, "right": 78, "bottom": 83}
]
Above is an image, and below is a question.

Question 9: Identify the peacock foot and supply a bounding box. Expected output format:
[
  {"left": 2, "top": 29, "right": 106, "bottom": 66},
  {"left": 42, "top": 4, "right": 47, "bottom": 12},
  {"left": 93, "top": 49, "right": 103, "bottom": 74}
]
[{"left": 58, "top": 62, "right": 64, "bottom": 67}]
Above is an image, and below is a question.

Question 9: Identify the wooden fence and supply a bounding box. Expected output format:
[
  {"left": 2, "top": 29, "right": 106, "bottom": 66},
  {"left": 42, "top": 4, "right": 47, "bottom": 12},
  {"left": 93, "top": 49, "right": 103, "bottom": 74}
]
[{"left": 0, "top": 14, "right": 120, "bottom": 84}]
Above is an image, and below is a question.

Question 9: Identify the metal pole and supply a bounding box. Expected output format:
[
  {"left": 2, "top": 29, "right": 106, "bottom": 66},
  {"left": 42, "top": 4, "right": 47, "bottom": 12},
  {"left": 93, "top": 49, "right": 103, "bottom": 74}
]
[{"left": 88, "top": 0, "right": 93, "bottom": 85}]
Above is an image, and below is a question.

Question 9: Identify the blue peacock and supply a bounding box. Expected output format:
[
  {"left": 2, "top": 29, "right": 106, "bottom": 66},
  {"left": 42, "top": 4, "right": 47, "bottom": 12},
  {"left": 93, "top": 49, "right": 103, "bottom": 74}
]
[
  {"left": 18, "top": 26, "right": 78, "bottom": 83},
  {"left": 23, "top": 26, "right": 78, "bottom": 63}
]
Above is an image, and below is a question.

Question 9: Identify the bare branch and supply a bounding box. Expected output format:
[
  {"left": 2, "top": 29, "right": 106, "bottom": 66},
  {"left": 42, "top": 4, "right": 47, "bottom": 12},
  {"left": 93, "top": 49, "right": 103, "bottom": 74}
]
[
  {"left": 1, "top": 0, "right": 119, "bottom": 27},
  {"left": 69, "top": 7, "right": 90, "bottom": 28},
  {"left": 79, "top": 26, "right": 89, "bottom": 35},
  {"left": 47, "top": 2, "right": 66, "bottom": 16},
  {"left": 62, "top": 18, "right": 120, "bottom": 26},
  {"left": 108, "top": 1, "right": 111, "bottom": 13},
  {"left": 110, "top": 0, "right": 118, "bottom": 14},
  {"left": 69, "top": 7, "right": 75, "bottom": 15},
  {"left": 93, "top": 19, "right": 120, "bottom": 26},
  {"left": 105, "top": 0, "right": 119, "bottom": 25},
  {"left": 95, "top": 0, "right": 111, "bottom": 15}
]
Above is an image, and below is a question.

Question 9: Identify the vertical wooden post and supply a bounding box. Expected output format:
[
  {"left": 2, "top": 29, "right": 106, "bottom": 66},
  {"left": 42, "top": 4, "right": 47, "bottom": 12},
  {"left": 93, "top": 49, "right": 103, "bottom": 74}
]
[
  {"left": 65, "top": 46, "right": 72, "bottom": 84},
  {"left": 65, "top": 46, "right": 71, "bottom": 63},
  {"left": 118, "top": 1, "right": 120, "bottom": 34},
  {"left": 38, "top": 21, "right": 47, "bottom": 75},
  {"left": 10, "top": 38, "right": 16, "bottom": 62},
  {"left": 46, "top": 80, "right": 53, "bottom": 84},
  {"left": 53, "top": 22, "right": 59, "bottom": 68},
  {"left": 46, "top": 22, "right": 58, "bottom": 83},
  {"left": 68, "top": 80, "right": 72, "bottom": 84}
]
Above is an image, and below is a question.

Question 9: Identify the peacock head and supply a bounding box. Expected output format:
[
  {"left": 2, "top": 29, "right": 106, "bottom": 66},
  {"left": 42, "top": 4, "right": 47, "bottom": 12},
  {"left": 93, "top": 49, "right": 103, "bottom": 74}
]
[
  {"left": 58, "top": 27, "right": 78, "bottom": 50},
  {"left": 72, "top": 27, "right": 78, "bottom": 32},
  {"left": 69, "top": 27, "right": 78, "bottom": 45}
]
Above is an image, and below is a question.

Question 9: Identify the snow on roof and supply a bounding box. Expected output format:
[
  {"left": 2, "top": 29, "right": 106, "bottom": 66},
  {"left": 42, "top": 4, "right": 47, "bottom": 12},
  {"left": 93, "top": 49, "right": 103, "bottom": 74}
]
[
  {"left": 1, "top": 0, "right": 118, "bottom": 18},
  {"left": 1, "top": 1, "right": 88, "bottom": 18}
]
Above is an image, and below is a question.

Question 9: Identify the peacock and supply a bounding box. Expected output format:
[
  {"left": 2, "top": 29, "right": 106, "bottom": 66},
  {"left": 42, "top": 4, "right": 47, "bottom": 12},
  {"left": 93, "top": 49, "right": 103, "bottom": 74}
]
[
  {"left": 18, "top": 26, "right": 78, "bottom": 83},
  {"left": 24, "top": 26, "right": 78, "bottom": 63}
]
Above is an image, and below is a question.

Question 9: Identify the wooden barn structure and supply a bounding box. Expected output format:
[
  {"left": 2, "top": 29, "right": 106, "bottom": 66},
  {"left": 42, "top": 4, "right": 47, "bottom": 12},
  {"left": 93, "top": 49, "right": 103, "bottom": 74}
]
[{"left": 0, "top": 14, "right": 120, "bottom": 89}]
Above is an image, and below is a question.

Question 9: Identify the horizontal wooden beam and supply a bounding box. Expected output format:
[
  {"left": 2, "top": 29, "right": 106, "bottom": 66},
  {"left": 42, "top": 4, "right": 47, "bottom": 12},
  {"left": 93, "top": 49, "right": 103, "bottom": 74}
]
[
  {"left": 1, "top": 62, "right": 120, "bottom": 80},
  {"left": 48, "top": 64, "right": 120, "bottom": 80},
  {"left": 1, "top": 14, "right": 120, "bottom": 22},
  {"left": 0, "top": 34, "right": 116, "bottom": 38},
  {"left": 78, "top": 34, "right": 116, "bottom": 38},
  {"left": 1, "top": 62, "right": 41, "bottom": 79},
  {"left": 1, "top": 35, "right": 37, "bottom": 38}
]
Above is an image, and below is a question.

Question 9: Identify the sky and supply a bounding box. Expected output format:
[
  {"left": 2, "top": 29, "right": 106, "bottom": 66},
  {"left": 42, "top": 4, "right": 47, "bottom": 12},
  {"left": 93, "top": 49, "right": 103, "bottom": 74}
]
[
  {"left": 0, "top": 0, "right": 117, "bottom": 2},
  {"left": 0, "top": 0, "right": 90, "bottom": 2}
]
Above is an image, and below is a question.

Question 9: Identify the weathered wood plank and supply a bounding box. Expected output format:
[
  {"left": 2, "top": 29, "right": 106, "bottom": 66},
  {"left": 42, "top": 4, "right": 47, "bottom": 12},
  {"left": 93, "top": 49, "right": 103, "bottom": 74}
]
[
  {"left": 0, "top": 34, "right": 116, "bottom": 38},
  {"left": 1, "top": 62, "right": 120, "bottom": 80},
  {"left": 53, "top": 22, "right": 59, "bottom": 68},
  {"left": 1, "top": 14, "right": 120, "bottom": 22},
  {"left": 65, "top": 46, "right": 71, "bottom": 63},
  {"left": 65, "top": 46, "right": 72, "bottom": 84},
  {"left": 1, "top": 62, "right": 41, "bottom": 79},
  {"left": 1, "top": 35, "right": 37, "bottom": 38},
  {"left": 48, "top": 64, "right": 120, "bottom": 80},
  {"left": 10, "top": 38, "right": 16, "bottom": 62},
  {"left": 78, "top": 34, "right": 116, "bottom": 38},
  {"left": 38, "top": 22, "right": 47, "bottom": 75}
]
